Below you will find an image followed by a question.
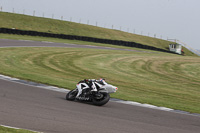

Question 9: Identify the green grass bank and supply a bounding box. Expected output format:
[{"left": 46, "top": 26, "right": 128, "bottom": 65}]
[{"left": 0, "top": 12, "right": 195, "bottom": 56}]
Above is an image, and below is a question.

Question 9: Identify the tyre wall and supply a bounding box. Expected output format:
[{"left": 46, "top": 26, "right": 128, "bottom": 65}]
[{"left": 0, "top": 28, "right": 175, "bottom": 54}]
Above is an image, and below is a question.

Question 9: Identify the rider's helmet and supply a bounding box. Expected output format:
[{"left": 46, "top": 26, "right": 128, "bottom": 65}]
[
  {"left": 99, "top": 78, "right": 106, "bottom": 85},
  {"left": 99, "top": 78, "right": 105, "bottom": 82}
]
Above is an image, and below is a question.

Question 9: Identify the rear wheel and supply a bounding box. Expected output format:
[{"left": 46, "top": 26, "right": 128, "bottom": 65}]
[
  {"left": 92, "top": 93, "right": 110, "bottom": 106},
  {"left": 66, "top": 89, "right": 78, "bottom": 101}
]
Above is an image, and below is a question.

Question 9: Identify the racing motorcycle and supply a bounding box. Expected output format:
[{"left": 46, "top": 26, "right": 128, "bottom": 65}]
[{"left": 66, "top": 79, "right": 118, "bottom": 106}]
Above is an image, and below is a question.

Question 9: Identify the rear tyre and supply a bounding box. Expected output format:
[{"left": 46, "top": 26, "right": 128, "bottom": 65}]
[
  {"left": 66, "top": 89, "right": 78, "bottom": 101},
  {"left": 92, "top": 93, "right": 110, "bottom": 106}
]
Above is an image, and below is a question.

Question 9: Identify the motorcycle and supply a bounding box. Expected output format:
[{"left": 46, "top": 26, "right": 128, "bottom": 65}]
[{"left": 66, "top": 79, "right": 118, "bottom": 106}]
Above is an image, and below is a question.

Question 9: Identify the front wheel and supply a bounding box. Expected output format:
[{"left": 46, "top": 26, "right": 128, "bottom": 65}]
[
  {"left": 66, "top": 89, "right": 78, "bottom": 101},
  {"left": 92, "top": 93, "right": 110, "bottom": 106}
]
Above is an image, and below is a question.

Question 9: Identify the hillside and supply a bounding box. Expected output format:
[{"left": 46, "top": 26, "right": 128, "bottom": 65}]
[{"left": 0, "top": 12, "right": 196, "bottom": 56}]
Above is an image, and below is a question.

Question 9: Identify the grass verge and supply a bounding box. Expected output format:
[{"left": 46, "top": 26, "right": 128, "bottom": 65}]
[
  {"left": 0, "top": 47, "right": 199, "bottom": 113},
  {"left": 0, "top": 125, "right": 37, "bottom": 133}
]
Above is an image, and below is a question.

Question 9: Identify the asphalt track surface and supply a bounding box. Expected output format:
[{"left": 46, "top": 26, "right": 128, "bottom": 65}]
[
  {"left": 0, "top": 39, "right": 149, "bottom": 52},
  {"left": 0, "top": 39, "right": 200, "bottom": 133}
]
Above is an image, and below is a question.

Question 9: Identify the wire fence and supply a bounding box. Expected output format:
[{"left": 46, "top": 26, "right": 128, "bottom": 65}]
[{"left": 0, "top": 6, "right": 170, "bottom": 41}]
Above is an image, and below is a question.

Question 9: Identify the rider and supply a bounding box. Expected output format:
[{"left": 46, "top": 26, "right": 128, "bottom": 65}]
[
  {"left": 76, "top": 78, "right": 105, "bottom": 98},
  {"left": 84, "top": 78, "right": 106, "bottom": 91}
]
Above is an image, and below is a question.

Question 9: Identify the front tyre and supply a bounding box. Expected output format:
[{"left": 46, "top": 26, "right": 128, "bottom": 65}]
[
  {"left": 66, "top": 89, "right": 78, "bottom": 101},
  {"left": 92, "top": 93, "right": 110, "bottom": 106}
]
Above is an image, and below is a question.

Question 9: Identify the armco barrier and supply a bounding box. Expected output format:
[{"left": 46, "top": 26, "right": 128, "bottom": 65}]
[{"left": 0, "top": 28, "right": 175, "bottom": 54}]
